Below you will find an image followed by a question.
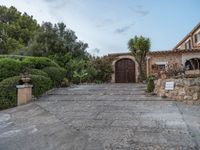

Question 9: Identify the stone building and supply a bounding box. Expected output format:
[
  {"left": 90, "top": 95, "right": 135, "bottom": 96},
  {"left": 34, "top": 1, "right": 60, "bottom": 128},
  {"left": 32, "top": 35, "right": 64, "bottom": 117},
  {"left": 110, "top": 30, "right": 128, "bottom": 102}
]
[
  {"left": 109, "top": 22, "right": 200, "bottom": 83},
  {"left": 147, "top": 49, "right": 200, "bottom": 77},
  {"left": 173, "top": 22, "right": 200, "bottom": 50}
]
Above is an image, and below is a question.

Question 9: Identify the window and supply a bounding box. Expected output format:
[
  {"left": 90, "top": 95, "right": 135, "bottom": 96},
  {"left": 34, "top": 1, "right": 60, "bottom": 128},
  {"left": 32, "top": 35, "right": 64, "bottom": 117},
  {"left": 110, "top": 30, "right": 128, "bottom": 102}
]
[
  {"left": 158, "top": 64, "right": 165, "bottom": 71},
  {"left": 194, "top": 32, "right": 200, "bottom": 43},
  {"left": 185, "top": 40, "right": 191, "bottom": 49},
  {"left": 155, "top": 62, "right": 167, "bottom": 71}
]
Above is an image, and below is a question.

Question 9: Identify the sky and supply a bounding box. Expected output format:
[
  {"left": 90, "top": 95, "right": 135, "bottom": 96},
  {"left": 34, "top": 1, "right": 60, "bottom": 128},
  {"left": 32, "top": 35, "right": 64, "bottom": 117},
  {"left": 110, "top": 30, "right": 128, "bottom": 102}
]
[{"left": 1, "top": 0, "right": 200, "bottom": 56}]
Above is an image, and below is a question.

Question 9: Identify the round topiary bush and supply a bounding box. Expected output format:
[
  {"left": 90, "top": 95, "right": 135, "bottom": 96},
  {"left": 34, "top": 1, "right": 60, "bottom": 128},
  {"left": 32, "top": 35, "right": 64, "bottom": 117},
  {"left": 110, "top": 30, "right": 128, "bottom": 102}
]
[
  {"left": 0, "top": 76, "right": 20, "bottom": 110},
  {"left": 0, "top": 58, "right": 22, "bottom": 81},
  {"left": 42, "top": 67, "right": 67, "bottom": 87},
  {"left": 21, "top": 57, "right": 59, "bottom": 69},
  {"left": 30, "top": 75, "right": 53, "bottom": 97},
  {"left": 27, "top": 69, "right": 48, "bottom": 77}
]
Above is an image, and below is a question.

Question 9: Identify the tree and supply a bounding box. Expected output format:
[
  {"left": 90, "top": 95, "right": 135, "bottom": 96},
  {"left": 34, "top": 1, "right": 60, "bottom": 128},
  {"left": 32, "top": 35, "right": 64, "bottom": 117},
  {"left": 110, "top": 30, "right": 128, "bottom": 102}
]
[
  {"left": 0, "top": 6, "right": 39, "bottom": 54},
  {"left": 28, "top": 22, "right": 89, "bottom": 59},
  {"left": 0, "top": 6, "right": 89, "bottom": 59},
  {"left": 128, "top": 36, "right": 150, "bottom": 82}
]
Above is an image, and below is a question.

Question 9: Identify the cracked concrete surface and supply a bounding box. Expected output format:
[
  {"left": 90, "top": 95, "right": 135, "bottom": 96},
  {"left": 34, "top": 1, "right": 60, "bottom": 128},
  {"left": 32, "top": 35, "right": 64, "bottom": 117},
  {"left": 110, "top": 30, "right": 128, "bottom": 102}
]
[{"left": 0, "top": 84, "right": 200, "bottom": 150}]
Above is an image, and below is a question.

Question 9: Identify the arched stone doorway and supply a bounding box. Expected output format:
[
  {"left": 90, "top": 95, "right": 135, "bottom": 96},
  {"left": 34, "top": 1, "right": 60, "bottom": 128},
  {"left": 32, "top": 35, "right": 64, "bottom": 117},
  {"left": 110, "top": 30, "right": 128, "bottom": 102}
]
[
  {"left": 185, "top": 58, "right": 200, "bottom": 70},
  {"left": 115, "top": 58, "right": 136, "bottom": 83},
  {"left": 111, "top": 55, "right": 139, "bottom": 83}
]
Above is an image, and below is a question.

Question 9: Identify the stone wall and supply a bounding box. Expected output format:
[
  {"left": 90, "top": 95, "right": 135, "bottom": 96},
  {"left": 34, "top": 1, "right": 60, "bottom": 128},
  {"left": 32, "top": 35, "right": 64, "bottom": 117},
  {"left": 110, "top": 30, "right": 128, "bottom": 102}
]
[{"left": 155, "top": 77, "right": 200, "bottom": 104}]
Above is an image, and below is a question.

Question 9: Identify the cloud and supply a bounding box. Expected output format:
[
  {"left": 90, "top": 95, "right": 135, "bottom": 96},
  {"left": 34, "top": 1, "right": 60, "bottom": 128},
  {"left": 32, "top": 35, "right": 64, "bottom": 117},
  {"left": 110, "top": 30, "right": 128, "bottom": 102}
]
[
  {"left": 114, "top": 23, "right": 134, "bottom": 34},
  {"left": 43, "top": 0, "right": 55, "bottom": 2},
  {"left": 42, "top": 0, "right": 67, "bottom": 9},
  {"left": 95, "top": 18, "right": 116, "bottom": 28},
  {"left": 130, "top": 5, "right": 149, "bottom": 16}
]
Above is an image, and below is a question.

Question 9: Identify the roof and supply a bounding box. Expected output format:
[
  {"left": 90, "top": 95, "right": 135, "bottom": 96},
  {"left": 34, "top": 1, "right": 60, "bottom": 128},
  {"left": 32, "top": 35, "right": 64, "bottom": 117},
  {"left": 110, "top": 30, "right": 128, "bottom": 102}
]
[
  {"left": 108, "top": 52, "right": 131, "bottom": 57},
  {"left": 173, "top": 22, "right": 200, "bottom": 50},
  {"left": 148, "top": 49, "right": 200, "bottom": 55},
  {"left": 108, "top": 49, "right": 200, "bottom": 57}
]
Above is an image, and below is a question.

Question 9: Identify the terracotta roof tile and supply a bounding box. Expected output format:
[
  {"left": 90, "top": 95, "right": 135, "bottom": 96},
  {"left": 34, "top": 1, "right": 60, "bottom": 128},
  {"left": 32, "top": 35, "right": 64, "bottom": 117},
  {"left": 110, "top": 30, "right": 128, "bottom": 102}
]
[{"left": 147, "top": 49, "right": 200, "bottom": 55}]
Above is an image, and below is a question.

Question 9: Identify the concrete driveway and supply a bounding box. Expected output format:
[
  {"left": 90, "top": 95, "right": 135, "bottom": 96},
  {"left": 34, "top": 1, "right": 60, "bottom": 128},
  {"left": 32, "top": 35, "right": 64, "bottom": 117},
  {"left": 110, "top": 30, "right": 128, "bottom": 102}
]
[{"left": 0, "top": 84, "right": 200, "bottom": 150}]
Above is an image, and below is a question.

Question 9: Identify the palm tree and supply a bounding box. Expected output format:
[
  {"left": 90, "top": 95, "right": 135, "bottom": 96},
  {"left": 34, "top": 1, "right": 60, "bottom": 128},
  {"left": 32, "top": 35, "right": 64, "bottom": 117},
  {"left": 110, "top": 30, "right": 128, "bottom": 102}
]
[{"left": 128, "top": 36, "right": 151, "bottom": 82}]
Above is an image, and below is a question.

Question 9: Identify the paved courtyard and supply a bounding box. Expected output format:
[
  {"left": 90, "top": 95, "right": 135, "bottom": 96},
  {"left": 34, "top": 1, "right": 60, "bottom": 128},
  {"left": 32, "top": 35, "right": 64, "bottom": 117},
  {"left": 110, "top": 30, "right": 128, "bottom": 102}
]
[{"left": 0, "top": 84, "right": 200, "bottom": 150}]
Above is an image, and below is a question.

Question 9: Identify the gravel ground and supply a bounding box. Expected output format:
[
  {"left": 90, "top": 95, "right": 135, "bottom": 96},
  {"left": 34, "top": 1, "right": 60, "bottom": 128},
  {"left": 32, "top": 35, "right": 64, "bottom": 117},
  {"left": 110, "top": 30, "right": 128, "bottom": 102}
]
[{"left": 0, "top": 84, "right": 200, "bottom": 150}]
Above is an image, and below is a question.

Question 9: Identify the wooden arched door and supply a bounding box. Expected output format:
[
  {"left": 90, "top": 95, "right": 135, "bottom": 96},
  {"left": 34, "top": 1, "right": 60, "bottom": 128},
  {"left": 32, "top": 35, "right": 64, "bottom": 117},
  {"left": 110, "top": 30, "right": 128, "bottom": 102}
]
[{"left": 115, "top": 59, "right": 136, "bottom": 83}]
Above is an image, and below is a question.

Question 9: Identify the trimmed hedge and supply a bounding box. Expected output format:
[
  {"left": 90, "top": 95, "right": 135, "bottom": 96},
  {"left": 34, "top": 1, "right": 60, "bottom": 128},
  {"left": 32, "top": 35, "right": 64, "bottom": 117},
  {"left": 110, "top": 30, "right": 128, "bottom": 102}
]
[
  {"left": 0, "top": 76, "right": 20, "bottom": 110},
  {"left": 0, "top": 55, "right": 60, "bottom": 67},
  {"left": 21, "top": 57, "right": 59, "bottom": 69},
  {"left": 0, "top": 58, "right": 22, "bottom": 82},
  {"left": 0, "top": 98, "right": 15, "bottom": 110},
  {"left": 30, "top": 75, "right": 52, "bottom": 97},
  {"left": 0, "top": 55, "right": 25, "bottom": 61},
  {"left": 0, "top": 55, "right": 67, "bottom": 110},
  {"left": 27, "top": 69, "right": 48, "bottom": 77},
  {"left": 0, "top": 75, "right": 52, "bottom": 110},
  {"left": 43, "top": 67, "right": 66, "bottom": 87},
  {"left": 0, "top": 55, "right": 60, "bottom": 82}
]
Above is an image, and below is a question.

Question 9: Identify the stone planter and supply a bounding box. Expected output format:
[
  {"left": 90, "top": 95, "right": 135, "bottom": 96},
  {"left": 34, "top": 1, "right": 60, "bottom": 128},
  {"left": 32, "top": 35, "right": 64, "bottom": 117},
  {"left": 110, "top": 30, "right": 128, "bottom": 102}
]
[{"left": 21, "top": 77, "right": 31, "bottom": 85}]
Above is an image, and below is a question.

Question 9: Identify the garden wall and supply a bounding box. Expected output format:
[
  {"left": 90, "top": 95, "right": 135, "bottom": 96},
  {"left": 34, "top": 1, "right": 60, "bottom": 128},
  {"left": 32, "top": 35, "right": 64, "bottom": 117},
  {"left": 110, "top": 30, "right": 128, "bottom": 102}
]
[{"left": 155, "top": 77, "right": 200, "bottom": 104}]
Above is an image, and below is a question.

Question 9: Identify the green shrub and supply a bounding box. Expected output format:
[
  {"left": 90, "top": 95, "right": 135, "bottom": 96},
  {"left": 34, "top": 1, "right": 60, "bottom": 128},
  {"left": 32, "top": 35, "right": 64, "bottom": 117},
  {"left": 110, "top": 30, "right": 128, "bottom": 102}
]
[
  {"left": 91, "top": 56, "right": 112, "bottom": 82},
  {"left": 0, "top": 58, "right": 22, "bottom": 81},
  {"left": 42, "top": 67, "right": 66, "bottom": 87},
  {"left": 0, "top": 56, "right": 61, "bottom": 81},
  {"left": 27, "top": 69, "right": 48, "bottom": 77},
  {"left": 147, "top": 77, "right": 155, "bottom": 93},
  {"left": 0, "top": 98, "right": 16, "bottom": 110},
  {"left": 0, "top": 55, "right": 25, "bottom": 61},
  {"left": 0, "top": 75, "right": 52, "bottom": 110},
  {"left": 0, "top": 76, "right": 20, "bottom": 110},
  {"left": 73, "top": 69, "right": 88, "bottom": 84},
  {"left": 30, "top": 75, "right": 52, "bottom": 97},
  {"left": 48, "top": 53, "right": 72, "bottom": 68},
  {"left": 65, "top": 59, "right": 87, "bottom": 82},
  {"left": 21, "top": 57, "right": 59, "bottom": 69}
]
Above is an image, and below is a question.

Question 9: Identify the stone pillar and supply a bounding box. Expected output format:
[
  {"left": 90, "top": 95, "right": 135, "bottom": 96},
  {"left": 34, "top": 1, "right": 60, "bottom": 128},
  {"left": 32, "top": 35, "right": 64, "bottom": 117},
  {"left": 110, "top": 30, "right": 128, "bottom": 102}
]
[{"left": 16, "top": 84, "right": 33, "bottom": 106}]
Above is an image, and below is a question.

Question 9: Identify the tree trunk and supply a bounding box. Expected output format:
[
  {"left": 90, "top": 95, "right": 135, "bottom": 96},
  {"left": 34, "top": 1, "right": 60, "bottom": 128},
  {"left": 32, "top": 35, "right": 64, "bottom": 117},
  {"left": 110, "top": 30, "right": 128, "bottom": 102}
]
[{"left": 138, "top": 61, "right": 146, "bottom": 82}]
